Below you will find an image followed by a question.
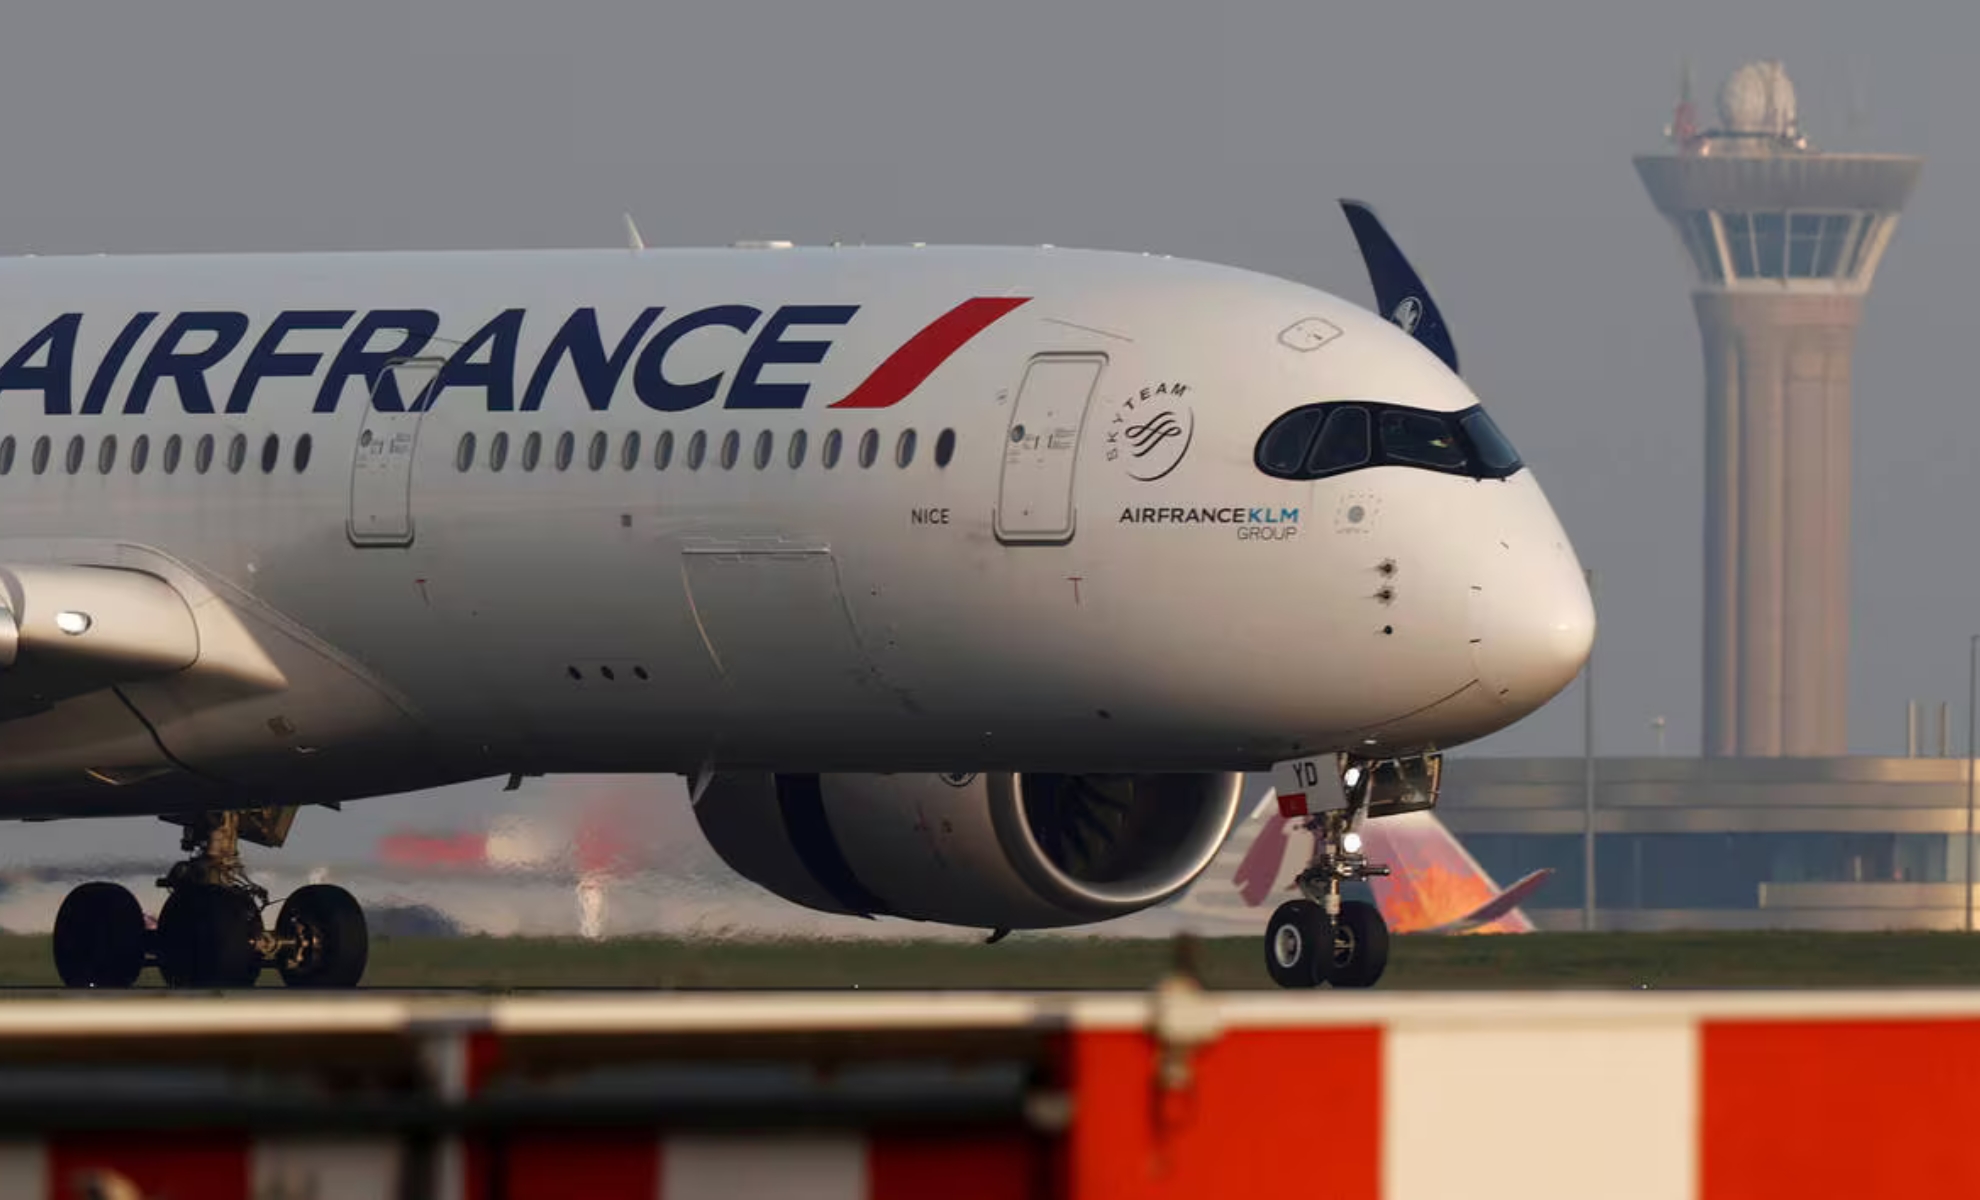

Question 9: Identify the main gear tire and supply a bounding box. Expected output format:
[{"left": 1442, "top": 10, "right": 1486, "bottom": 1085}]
[
  {"left": 275, "top": 884, "right": 368, "bottom": 989},
  {"left": 156, "top": 884, "right": 264, "bottom": 989},
  {"left": 1264, "top": 899, "right": 1329, "bottom": 989},
  {"left": 52, "top": 882, "right": 146, "bottom": 989},
  {"left": 1326, "top": 898, "right": 1391, "bottom": 989}
]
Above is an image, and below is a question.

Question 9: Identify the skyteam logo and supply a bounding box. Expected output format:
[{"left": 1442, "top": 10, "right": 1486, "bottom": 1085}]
[
  {"left": 1103, "top": 380, "right": 1194, "bottom": 483},
  {"left": 0, "top": 296, "right": 1030, "bottom": 417},
  {"left": 1390, "top": 296, "right": 1423, "bottom": 335}
]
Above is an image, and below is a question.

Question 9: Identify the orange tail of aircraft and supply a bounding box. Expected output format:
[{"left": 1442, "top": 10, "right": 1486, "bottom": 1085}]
[{"left": 1231, "top": 797, "right": 1549, "bottom": 934}]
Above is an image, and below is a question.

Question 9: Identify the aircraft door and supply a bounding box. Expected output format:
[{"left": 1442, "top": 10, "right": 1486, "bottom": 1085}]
[
  {"left": 994, "top": 353, "right": 1105, "bottom": 545},
  {"left": 348, "top": 358, "right": 443, "bottom": 548}
]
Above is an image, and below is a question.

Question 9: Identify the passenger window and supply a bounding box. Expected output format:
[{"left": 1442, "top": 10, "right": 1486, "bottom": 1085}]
[
  {"left": 620, "top": 432, "right": 641, "bottom": 470},
  {"left": 521, "top": 431, "right": 543, "bottom": 472},
  {"left": 1257, "top": 409, "right": 1323, "bottom": 476},
  {"left": 31, "top": 436, "right": 50, "bottom": 476},
  {"left": 456, "top": 432, "right": 477, "bottom": 472},
  {"left": 655, "top": 430, "right": 674, "bottom": 470},
  {"left": 587, "top": 431, "right": 607, "bottom": 471},
  {"left": 895, "top": 429, "right": 917, "bottom": 468},
  {"left": 163, "top": 435, "right": 182, "bottom": 474},
  {"left": 0, "top": 436, "right": 14, "bottom": 475},
  {"left": 293, "top": 434, "right": 312, "bottom": 473},
  {"left": 822, "top": 429, "right": 843, "bottom": 469},
  {"left": 260, "top": 434, "right": 279, "bottom": 474},
  {"left": 934, "top": 428, "right": 956, "bottom": 468},
  {"left": 65, "top": 435, "right": 84, "bottom": 475},
  {"left": 98, "top": 435, "right": 118, "bottom": 475},
  {"left": 1460, "top": 411, "right": 1522, "bottom": 473},
  {"left": 1378, "top": 410, "right": 1466, "bottom": 470},
  {"left": 489, "top": 431, "right": 510, "bottom": 472},
  {"left": 858, "top": 429, "right": 879, "bottom": 469},
  {"left": 555, "top": 431, "right": 575, "bottom": 471},
  {"left": 720, "top": 430, "right": 740, "bottom": 470},
  {"left": 226, "top": 433, "right": 248, "bottom": 474},
  {"left": 1308, "top": 407, "right": 1372, "bottom": 476},
  {"left": 131, "top": 435, "right": 150, "bottom": 475},
  {"left": 753, "top": 430, "right": 773, "bottom": 470},
  {"left": 788, "top": 430, "right": 808, "bottom": 469},
  {"left": 195, "top": 435, "right": 215, "bottom": 475},
  {"left": 686, "top": 431, "right": 707, "bottom": 469}
]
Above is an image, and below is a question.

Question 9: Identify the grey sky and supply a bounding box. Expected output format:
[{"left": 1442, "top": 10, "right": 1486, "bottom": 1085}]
[{"left": 0, "top": 0, "right": 1975, "bottom": 862}]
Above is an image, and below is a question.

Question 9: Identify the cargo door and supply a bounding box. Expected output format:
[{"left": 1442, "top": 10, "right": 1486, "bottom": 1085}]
[
  {"left": 348, "top": 358, "right": 443, "bottom": 548},
  {"left": 994, "top": 354, "right": 1104, "bottom": 545}
]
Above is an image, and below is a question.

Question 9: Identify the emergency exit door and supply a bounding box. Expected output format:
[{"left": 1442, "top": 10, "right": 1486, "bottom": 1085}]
[
  {"left": 348, "top": 358, "right": 442, "bottom": 547},
  {"left": 994, "top": 354, "right": 1105, "bottom": 545}
]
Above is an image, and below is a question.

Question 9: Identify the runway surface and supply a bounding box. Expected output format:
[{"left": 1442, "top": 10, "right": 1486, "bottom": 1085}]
[{"left": 6, "top": 929, "right": 1980, "bottom": 991}]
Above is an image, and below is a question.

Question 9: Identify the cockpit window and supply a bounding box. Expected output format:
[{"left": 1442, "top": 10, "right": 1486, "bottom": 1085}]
[
  {"left": 1461, "top": 410, "right": 1522, "bottom": 472},
  {"left": 1308, "top": 406, "right": 1371, "bottom": 475},
  {"left": 1253, "top": 401, "right": 1522, "bottom": 481},
  {"left": 1378, "top": 410, "right": 1466, "bottom": 470},
  {"left": 1257, "top": 409, "right": 1324, "bottom": 475}
]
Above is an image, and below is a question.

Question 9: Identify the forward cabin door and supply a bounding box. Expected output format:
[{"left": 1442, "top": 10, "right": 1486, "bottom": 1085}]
[
  {"left": 348, "top": 357, "right": 444, "bottom": 548},
  {"left": 994, "top": 353, "right": 1105, "bottom": 545}
]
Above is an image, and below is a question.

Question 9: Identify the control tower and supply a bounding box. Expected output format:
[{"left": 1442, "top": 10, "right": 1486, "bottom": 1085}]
[{"left": 1636, "top": 61, "right": 1921, "bottom": 757}]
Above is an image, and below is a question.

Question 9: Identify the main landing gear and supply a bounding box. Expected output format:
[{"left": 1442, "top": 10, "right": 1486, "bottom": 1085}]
[
  {"left": 1263, "top": 752, "right": 1440, "bottom": 989},
  {"left": 52, "top": 808, "right": 368, "bottom": 990}
]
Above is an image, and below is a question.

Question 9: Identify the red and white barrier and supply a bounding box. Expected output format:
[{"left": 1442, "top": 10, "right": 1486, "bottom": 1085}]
[{"left": 5, "top": 990, "right": 1980, "bottom": 1199}]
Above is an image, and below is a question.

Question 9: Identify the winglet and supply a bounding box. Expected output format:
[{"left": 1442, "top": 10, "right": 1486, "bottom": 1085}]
[
  {"left": 623, "top": 212, "right": 647, "bottom": 252},
  {"left": 1338, "top": 199, "right": 1459, "bottom": 374},
  {"left": 1419, "top": 868, "right": 1554, "bottom": 935}
]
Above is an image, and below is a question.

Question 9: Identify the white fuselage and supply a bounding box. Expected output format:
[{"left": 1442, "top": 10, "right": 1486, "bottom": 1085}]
[{"left": 0, "top": 244, "right": 1592, "bottom": 817}]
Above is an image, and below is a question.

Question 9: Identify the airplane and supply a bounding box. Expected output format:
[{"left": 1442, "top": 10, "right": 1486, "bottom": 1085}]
[{"left": 0, "top": 199, "right": 1591, "bottom": 990}]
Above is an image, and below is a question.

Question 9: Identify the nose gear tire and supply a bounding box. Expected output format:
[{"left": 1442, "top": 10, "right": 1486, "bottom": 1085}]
[
  {"left": 52, "top": 882, "right": 146, "bottom": 990},
  {"left": 156, "top": 884, "right": 263, "bottom": 989},
  {"left": 1327, "top": 899, "right": 1390, "bottom": 988},
  {"left": 1264, "top": 899, "right": 1329, "bottom": 989},
  {"left": 275, "top": 884, "right": 369, "bottom": 989}
]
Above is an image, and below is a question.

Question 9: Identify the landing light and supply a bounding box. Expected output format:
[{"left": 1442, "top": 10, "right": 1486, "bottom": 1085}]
[
  {"left": 1342, "top": 831, "right": 1364, "bottom": 855},
  {"left": 1342, "top": 766, "right": 1363, "bottom": 789},
  {"left": 54, "top": 611, "right": 91, "bottom": 636}
]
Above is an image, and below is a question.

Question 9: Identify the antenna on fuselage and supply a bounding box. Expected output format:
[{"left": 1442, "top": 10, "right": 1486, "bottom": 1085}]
[{"left": 623, "top": 213, "right": 647, "bottom": 252}]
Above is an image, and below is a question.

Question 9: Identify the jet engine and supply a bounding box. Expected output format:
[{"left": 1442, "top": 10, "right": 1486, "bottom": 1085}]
[{"left": 693, "top": 771, "right": 1243, "bottom": 930}]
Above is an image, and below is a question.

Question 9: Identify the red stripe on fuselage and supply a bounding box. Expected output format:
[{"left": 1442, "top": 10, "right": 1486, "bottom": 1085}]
[{"left": 829, "top": 296, "right": 1030, "bottom": 409}]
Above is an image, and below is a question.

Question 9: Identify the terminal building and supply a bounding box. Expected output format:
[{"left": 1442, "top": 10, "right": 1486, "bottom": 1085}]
[{"left": 1436, "top": 61, "right": 1941, "bottom": 930}]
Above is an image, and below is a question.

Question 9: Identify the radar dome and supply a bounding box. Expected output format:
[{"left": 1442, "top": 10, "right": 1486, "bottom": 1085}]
[{"left": 1718, "top": 60, "right": 1798, "bottom": 137}]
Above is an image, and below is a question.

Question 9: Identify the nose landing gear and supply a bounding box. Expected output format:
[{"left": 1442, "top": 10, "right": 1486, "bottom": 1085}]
[
  {"left": 51, "top": 808, "right": 369, "bottom": 990},
  {"left": 1263, "top": 751, "right": 1439, "bottom": 989}
]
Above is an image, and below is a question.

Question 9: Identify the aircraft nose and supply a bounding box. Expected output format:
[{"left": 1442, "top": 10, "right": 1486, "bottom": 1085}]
[{"left": 1470, "top": 512, "right": 1595, "bottom": 715}]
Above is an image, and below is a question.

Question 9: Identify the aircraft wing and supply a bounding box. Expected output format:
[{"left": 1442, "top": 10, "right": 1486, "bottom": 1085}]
[{"left": 1414, "top": 869, "right": 1554, "bottom": 936}]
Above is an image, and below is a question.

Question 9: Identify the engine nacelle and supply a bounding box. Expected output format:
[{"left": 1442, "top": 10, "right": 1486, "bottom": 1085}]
[{"left": 694, "top": 771, "right": 1242, "bottom": 930}]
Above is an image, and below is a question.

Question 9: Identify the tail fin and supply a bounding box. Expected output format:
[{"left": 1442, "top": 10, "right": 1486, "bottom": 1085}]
[{"left": 1360, "top": 811, "right": 1543, "bottom": 934}]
